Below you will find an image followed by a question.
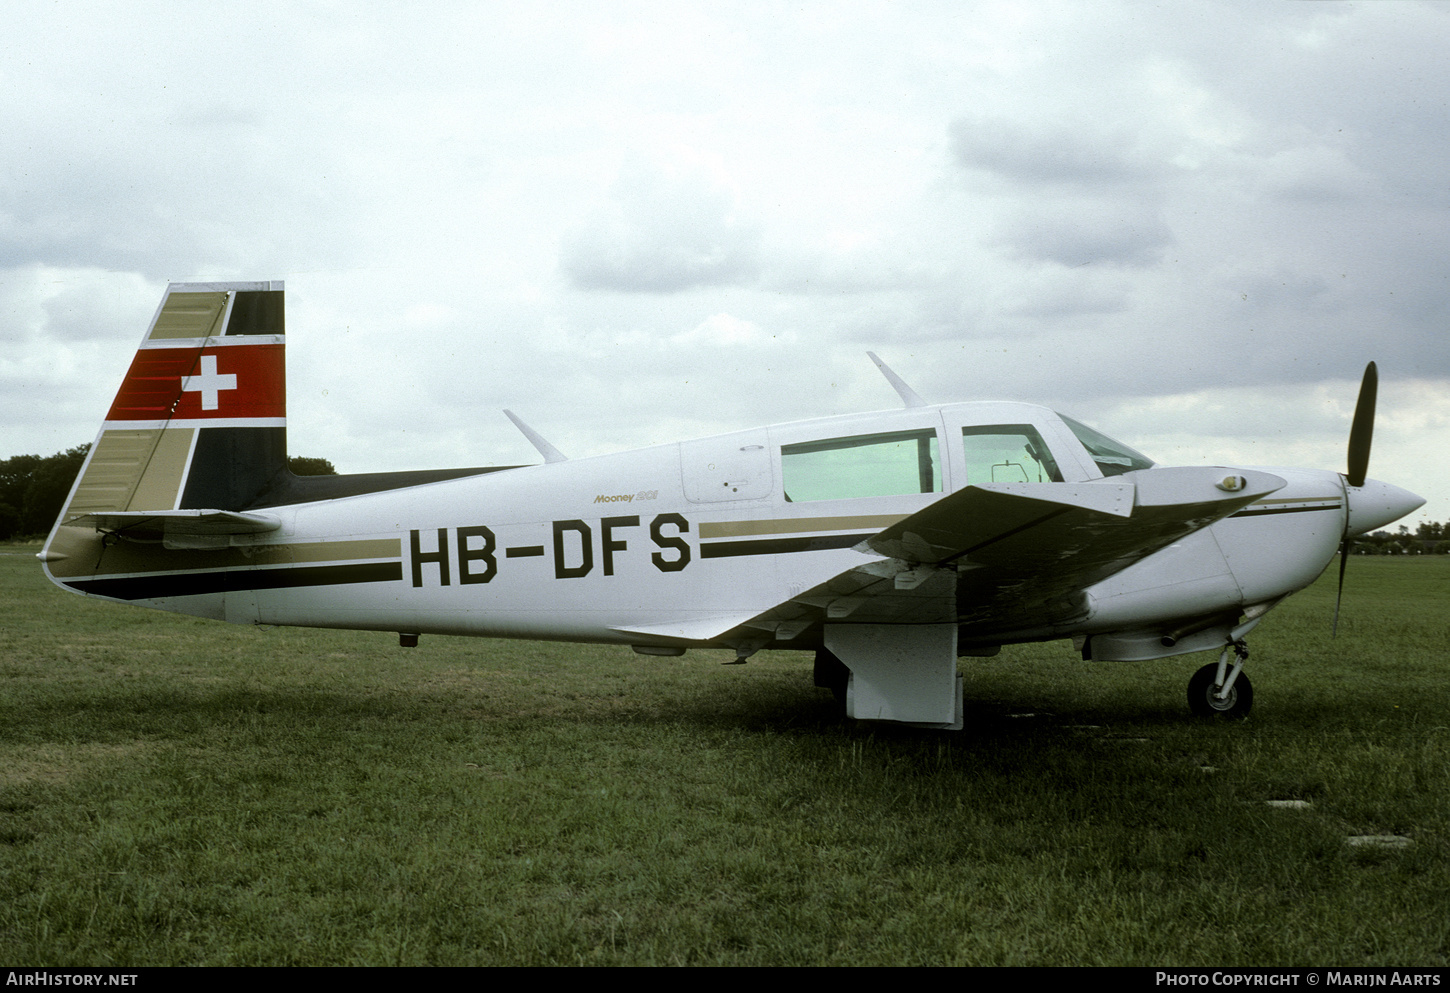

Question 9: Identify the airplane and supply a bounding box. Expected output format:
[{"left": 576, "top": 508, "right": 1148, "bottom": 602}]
[{"left": 38, "top": 280, "right": 1426, "bottom": 729}]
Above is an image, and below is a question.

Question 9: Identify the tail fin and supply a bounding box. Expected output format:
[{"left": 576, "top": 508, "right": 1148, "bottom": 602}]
[
  {"left": 55, "top": 281, "right": 287, "bottom": 525},
  {"left": 40, "top": 282, "right": 288, "bottom": 594}
]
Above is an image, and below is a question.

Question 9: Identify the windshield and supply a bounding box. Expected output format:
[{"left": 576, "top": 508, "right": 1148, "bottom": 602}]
[{"left": 1059, "top": 415, "right": 1156, "bottom": 477}]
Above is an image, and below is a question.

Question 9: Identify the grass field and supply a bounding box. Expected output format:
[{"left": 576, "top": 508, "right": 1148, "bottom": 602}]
[{"left": 2, "top": 549, "right": 1447, "bottom": 966}]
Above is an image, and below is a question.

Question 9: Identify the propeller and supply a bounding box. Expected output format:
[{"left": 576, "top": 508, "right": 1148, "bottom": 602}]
[
  {"left": 1333, "top": 361, "right": 1377, "bottom": 637},
  {"left": 1346, "top": 362, "right": 1377, "bottom": 488}
]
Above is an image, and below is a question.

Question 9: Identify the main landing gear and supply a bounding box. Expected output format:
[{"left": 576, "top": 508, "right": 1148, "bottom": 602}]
[
  {"left": 1188, "top": 640, "right": 1253, "bottom": 718},
  {"left": 814, "top": 648, "right": 849, "bottom": 706}
]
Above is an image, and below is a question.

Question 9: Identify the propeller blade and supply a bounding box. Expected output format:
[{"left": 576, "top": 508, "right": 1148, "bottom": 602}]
[
  {"left": 1346, "top": 361, "right": 1377, "bottom": 488},
  {"left": 1336, "top": 361, "right": 1378, "bottom": 638}
]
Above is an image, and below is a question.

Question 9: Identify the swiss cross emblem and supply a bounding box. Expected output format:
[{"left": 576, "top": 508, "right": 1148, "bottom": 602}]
[{"left": 180, "top": 355, "right": 238, "bottom": 410}]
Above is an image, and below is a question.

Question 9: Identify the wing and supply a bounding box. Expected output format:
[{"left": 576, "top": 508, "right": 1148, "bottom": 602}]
[
  {"left": 863, "top": 467, "right": 1286, "bottom": 628},
  {"left": 615, "top": 467, "right": 1284, "bottom": 648}
]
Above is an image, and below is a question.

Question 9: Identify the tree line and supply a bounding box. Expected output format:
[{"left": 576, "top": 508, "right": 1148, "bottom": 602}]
[
  {"left": 1354, "top": 522, "right": 1450, "bottom": 555},
  {"left": 0, "top": 446, "right": 336, "bottom": 541}
]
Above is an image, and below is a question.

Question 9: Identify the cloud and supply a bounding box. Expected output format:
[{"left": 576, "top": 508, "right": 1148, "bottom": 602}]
[
  {"left": 0, "top": 264, "right": 158, "bottom": 347},
  {"left": 670, "top": 312, "right": 769, "bottom": 348},
  {"left": 560, "top": 158, "right": 762, "bottom": 293},
  {"left": 0, "top": 1, "right": 1445, "bottom": 529},
  {"left": 0, "top": 265, "right": 158, "bottom": 457},
  {"left": 992, "top": 197, "right": 1175, "bottom": 268},
  {"left": 949, "top": 116, "right": 1160, "bottom": 188}
]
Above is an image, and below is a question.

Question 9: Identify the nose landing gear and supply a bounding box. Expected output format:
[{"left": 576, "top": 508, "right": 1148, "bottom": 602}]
[{"left": 1188, "top": 640, "right": 1253, "bottom": 718}]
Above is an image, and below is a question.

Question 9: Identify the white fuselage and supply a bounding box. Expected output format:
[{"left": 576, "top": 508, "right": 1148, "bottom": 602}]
[{"left": 116, "top": 401, "right": 1400, "bottom": 658}]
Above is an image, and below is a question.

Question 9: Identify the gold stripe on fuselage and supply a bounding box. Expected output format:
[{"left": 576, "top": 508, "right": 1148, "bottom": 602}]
[{"left": 43, "top": 529, "right": 401, "bottom": 580}]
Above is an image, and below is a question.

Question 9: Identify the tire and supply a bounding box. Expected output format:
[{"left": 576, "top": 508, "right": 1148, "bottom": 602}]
[
  {"left": 814, "top": 649, "right": 849, "bottom": 706},
  {"left": 1188, "top": 662, "right": 1253, "bottom": 718}
]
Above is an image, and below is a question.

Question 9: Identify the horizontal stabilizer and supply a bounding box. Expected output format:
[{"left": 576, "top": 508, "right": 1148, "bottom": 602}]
[{"left": 64, "top": 509, "right": 282, "bottom": 549}]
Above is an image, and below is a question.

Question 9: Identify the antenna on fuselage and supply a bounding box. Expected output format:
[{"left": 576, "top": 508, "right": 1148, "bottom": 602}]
[
  {"left": 868, "top": 351, "right": 927, "bottom": 408},
  {"left": 503, "top": 409, "right": 569, "bottom": 464}
]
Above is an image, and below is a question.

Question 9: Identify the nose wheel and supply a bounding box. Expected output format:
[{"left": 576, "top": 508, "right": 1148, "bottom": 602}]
[{"left": 1188, "top": 641, "right": 1253, "bottom": 718}]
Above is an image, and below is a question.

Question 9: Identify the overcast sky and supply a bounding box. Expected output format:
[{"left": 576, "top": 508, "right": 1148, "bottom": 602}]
[{"left": 3, "top": 0, "right": 1445, "bottom": 528}]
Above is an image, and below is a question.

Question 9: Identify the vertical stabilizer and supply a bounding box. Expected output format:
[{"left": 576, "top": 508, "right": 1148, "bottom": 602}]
[
  {"left": 41, "top": 281, "right": 289, "bottom": 612},
  {"left": 56, "top": 281, "right": 287, "bottom": 526}
]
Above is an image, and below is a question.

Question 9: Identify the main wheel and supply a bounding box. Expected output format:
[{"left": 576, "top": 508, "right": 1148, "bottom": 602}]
[
  {"left": 814, "top": 648, "right": 849, "bottom": 706},
  {"left": 1188, "top": 663, "right": 1253, "bottom": 718}
]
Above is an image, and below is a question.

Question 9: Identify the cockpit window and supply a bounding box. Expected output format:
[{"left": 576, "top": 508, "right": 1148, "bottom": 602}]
[
  {"left": 962, "top": 425, "right": 1063, "bottom": 484},
  {"left": 1059, "top": 415, "right": 1155, "bottom": 477}
]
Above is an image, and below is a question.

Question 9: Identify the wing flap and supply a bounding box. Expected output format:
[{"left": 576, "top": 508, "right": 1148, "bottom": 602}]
[{"left": 612, "top": 614, "right": 765, "bottom": 644}]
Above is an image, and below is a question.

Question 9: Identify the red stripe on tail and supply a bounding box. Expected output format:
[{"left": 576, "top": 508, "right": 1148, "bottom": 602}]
[{"left": 106, "top": 344, "right": 285, "bottom": 422}]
